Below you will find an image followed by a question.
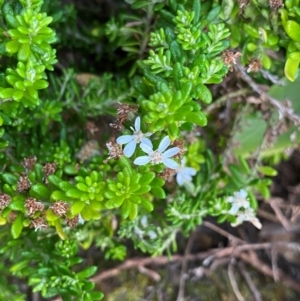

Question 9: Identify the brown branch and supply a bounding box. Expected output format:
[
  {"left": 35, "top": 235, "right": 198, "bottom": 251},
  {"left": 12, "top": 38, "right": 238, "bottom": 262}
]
[
  {"left": 228, "top": 259, "right": 245, "bottom": 301},
  {"left": 257, "top": 208, "right": 279, "bottom": 223},
  {"left": 238, "top": 252, "right": 300, "bottom": 293},
  {"left": 205, "top": 88, "right": 250, "bottom": 114},
  {"left": 51, "top": 242, "right": 300, "bottom": 301},
  {"left": 236, "top": 64, "right": 300, "bottom": 126},
  {"left": 238, "top": 262, "right": 262, "bottom": 301},
  {"left": 269, "top": 198, "right": 291, "bottom": 231},
  {"left": 202, "top": 221, "right": 246, "bottom": 244},
  {"left": 176, "top": 231, "right": 196, "bottom": 301}
]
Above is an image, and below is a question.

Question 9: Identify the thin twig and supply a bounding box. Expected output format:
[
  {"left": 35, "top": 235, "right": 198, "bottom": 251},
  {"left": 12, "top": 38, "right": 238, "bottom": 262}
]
[
  {"left": 176, "top": 231, "right": 196, "bottom": 301},
  {"left": 51, "top": 242, "right": 300, "bottom": 301},
  {"left": 239, "top": 252, "right": 300, "bottom": 293},
  {"left": 138, "top": 265, "right": 161, "bottom": 282},
  {"left": 238, "top": 262, "right": 262, "bottom": 301},
  {"left": 271, "top": 248, "right": 279, "bottom": 282},
  {"left": 202, "top": 221, "right": 246, "bottom": 244},
  {"left": 269, "top": 198, "right": 291, "bottom": 231},
  {"left": 228, "top": 259, "right": 245, "bottom": 301},
  {"left": 257, "top": 208, "right": 279, "bottom": 223},
  {"left": 205, "top": 88, "right": 250, "bottom": 114},
  {"left": 236, "top": 64, "right": 300, "bottom": 126}
]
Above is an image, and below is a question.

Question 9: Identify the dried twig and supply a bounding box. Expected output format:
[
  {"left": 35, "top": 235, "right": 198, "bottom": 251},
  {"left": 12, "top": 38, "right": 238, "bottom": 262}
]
[
  {"left": 176, "top": 231, "right": 196, "bottom": 301},
  {"left": 239, "top": 252, "right": 300, "bottom": 293},
  {"left": 202, "top": 221, "right": 246, "bottom": 244},
  {"left": 236, "top": 64, "right": 300, "bottom": 126},
  {"left": 51, "top": 241, "right": 300, "bottom": 301},
  {"left": 238, "top": 262, "right": 262, "bottom": 301},
  {"left": 257, "top": 208, "right": 279, "bottom": 223},
  {"left": 271, "top": 248, "right": 279, "bottom": 282},
  {"left": 138, "top": 265, "right": 161, "bottom": 282},
  {"left": 228, "top": 259, "right": 245, "bottom": 301},
  {"left": 205, "top": 88, "right": 250, "bottom": 114},
  {"left": 269, "top": 198, "right": 291, "bottom": 231}
]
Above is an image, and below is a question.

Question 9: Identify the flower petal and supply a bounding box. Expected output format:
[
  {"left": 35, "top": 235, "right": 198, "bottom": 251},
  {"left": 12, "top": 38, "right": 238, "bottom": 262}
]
[
  {"left": 236, "top": 189, "right": 247, "bottom": 198},
  {"left": 228, "top": 204, "right": 239, "bottom": 215},
  {"left": 183, "top": 167, "right": 197, "bottom": 176},
  {"left": 163, "top": 158, "right": 179, "bottom": 169},
  {"left": 176, "top": 173, "right": 184, "bottom": 186},
  {"left": 135, "top": 116, "right": 141, "bottom": 131},
  {"left": 116, "top": 135, "right": 134, "bottom": 144},
  {"left": 250, "top": 217, "right": 262, "bottom": 229},
  {"left": 123, "top": 140, "right": 137, "bottom": 158},
  {"left": 141, "top": 137, "right": 152, "bottom": 147},
  {"left": 163, "top": 147, "right": 180, "bottom": 158},
  {"left": 134, "top": 156, "right": 151, "bottom": 165},
  {"left": 140, "top": 142, "right": 153, "bottom": 154},
  {"left": 158, "top": 136, "right": 170, "bottom": 152}
]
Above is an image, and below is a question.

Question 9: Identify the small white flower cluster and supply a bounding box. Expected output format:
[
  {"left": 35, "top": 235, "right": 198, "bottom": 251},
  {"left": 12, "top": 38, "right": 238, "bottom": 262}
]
[
  {"left": 227, "top": 189, "right": 262, "bottom": 229},
  {"left": 116, "top": 116, "right": 197, "bottom": 186}
]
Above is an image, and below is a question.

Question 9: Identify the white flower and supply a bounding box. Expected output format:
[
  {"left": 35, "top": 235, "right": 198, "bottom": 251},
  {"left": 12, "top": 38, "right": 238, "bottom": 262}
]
[
  {"left": 175, "top": 159, "right": 197, "bottom": 186},
  {"left": 134, "top": 136, "right": 180, "bottom": 169},
  {"left": 116, "top": 116, "right": 152, "bottom": 158},
  {"left": 227, "top": 189, "right": 250, "bottom": 215},
  {"left": 231, "top": 208, "right": 262, "bottom": 229}
]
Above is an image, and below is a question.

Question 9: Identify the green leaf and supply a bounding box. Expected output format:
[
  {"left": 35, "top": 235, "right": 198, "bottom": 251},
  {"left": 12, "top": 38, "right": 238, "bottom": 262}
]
[
  {"left": 196, "top": 84, "right": 212, "bottom": 104},
  {"left": 48, "top": 175, "right": 62, "bottom": 187},
  {"left": 129, "top": 203, "right": 138, "bottom": 220},
  {"left": 284, "top": 58, "right": 299, "bottom": 82},
  {"left": 2, "top": 3, "right": 18, "bottom": 28},
  {"left": 206, "top": 5, "right": 221, "bottom": 23},
  {"left": 5, "top": 40, "right": 19, "bottom": 53},
  {"left": 30, "top": 184, "right": 51, "bottom": 199},
  {"left": 59, "top": 181, "right": 74, "bottom": 192},
  {"left": 70, "top": 201, "right": 85, "bottom": 215},
  {"left": 11, "top": 213, "right": 24, "bottom": 239},
  {"left": 257, "top": 166, "right": 278, "bottom": 176},
  {"left": 33, "top": 80, "right": 49, "bottom": 90},
  {"left": 168, "top": 122, "right": 179, "bottom": 138},
  {"left": 140, "top": 197, "right": 153, "bottom": 212},
  {"left": 132, "top": 0, "right": 150, "bottom": 9},
  {"left": 121, "top": 200, "right": 131, "bottom": 219},
  {"left": 151, "top": 187, "right": 166, "bottom": 199},
  {"left": 10, "top": 260, "right": 29, "bottom": 273},
  {"left": 9, "top": 195, "right": 26, "bottom": 211},
  {"left": 90, "top": 291, "right": 104, "bottom": 300},
  {"left": 18, "top": 43, "right": 31, "bottom": 61},
  {"left": 134, "top": 185, "right": 151, "bottom": 195},
  {"left": 66, "top": 189, "right": 82, "bottom": 198},
  {"left": 77, "top": 266, "right": 97, "bottom": 279},
  {"left": 285, "top": 20, "right": 300, "bottom": 42},
  {"left": 50, "top": 190, "right": 69, "bottom": 201},
  {"left": 1, "top": 173, "right": 18, "bottom": 185},
  {"left": 32, "top": 281, "right": 45, "bottom": 293},
  {"left": 0, "top": 88, "right": 14, "bottom": 98},
  {"left": 185, "top": 112, "right": 207, "bottom": 126},
  {"left": 192, "top": 0, "right": 201, "bottom": 25},
  {"left": 34, "top": 164, "right": 44, "bottom": 182},
  {"left": 64, "top": 164, "right": 79, "bottom": 175},
  {"left": 288, "top": 52, "right": 300, "bottom": 60},
  {"left": 140, "top": 172, "right": 155, "bottom": 185},
  {"left": 151, "top": 177, "right": 165, "bottom": 187}
]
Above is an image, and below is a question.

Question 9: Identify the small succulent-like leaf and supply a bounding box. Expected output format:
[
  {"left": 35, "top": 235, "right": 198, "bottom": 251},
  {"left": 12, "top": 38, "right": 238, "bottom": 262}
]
[
  {"left": 140, "top": 197, "right": 154, "bottom": 212},
  {"left": 30, "top": 184, "right": 51, "bottom": 199},
  {"left": 70, "top": 201, "right": 85, "bottom": 215},
  {"left": 11, "top": 213, "right": 24, "bottom": 239}
]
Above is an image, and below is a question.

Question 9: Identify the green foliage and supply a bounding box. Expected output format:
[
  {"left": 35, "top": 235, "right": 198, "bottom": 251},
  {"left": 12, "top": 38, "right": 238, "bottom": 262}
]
[
  {"left": 222, "top": 0, "right": 300, "bottom": 81},
  {"left": 0, "top": 0, "right": 298, "bottom": 299}
]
